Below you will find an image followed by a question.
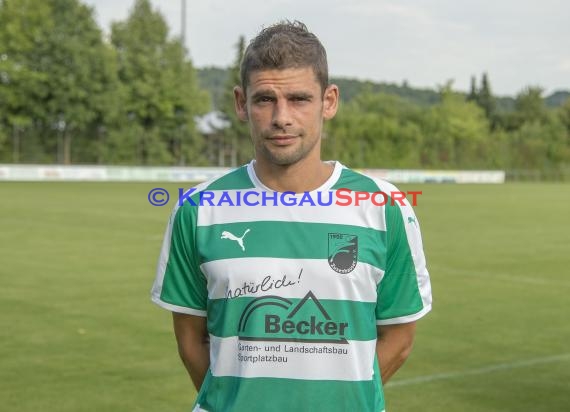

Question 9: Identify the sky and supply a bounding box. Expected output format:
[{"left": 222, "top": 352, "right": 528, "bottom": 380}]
[{"left": 83, "top": 0, "right": 570, "bottom": 97}]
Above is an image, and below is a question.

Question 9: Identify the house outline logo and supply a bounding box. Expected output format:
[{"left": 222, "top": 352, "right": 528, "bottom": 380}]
[{"left": 237, "top": 291, "right": 349, "bottom": 344}]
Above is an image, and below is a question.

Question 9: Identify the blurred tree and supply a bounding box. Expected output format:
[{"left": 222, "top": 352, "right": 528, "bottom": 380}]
[
  {"left": 514, "top": 86, "right": 547, "bottom": 125},
  {"left": 0, "top": 0, "right": 51, "bottom": 162},
  {"left": 502, "top": 88, "right": 570, "bottom": 171},
  {"left": 219, "top": 35, "right": 252, "bottom": 166},
  {"left": 324, "top": 91, "right": 423, "bottom": 168},
  {"left": 477, "top": 73, "right": 496, "bottom": 121},
  {"left": 556, "top": 98, "right": 570, "bottom": 175},
  {"left": 497, "top": 86, "right": 548, "bottom": 132},
  {"left": 467, "top": 76, "right": 477, "bottom": 102},
  {"left": 197, "top": 66, "right": 229, "bottom": 110},
  {"left": 110, "top": 0, "right": 209, "bottom": 165},
  {"left": 559, "top": 97, "right": 570, "bottom": 133},
  {"left": 0, "top": 0, "right": 119, "bottom": 164},
  {"left": 421, "top": 86, "right": 490, "bottom": 168}
]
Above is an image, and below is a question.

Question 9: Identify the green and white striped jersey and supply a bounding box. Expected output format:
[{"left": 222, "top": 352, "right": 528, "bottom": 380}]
[{"left": 151, "top": 161, "right": 432, "bottom": 412}]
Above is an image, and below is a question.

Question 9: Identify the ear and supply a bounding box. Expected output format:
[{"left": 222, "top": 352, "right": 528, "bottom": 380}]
[
  {"left": 322, "top": 84, "right": 339, "bottom": 120},
  {"left": 234, "top": 86, "right": 248, "bottom": 122}
]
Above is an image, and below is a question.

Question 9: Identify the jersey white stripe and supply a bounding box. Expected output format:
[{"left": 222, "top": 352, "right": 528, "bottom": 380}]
[
  {"left": 151, "top": 296, "right": 207, "bottom": 316},
  {"left": 201, "top": 258, "right": 384, "bottom": 302},
  {"left": 150, "top": 207, "right": 176, "bottom": 303},
  {"left": 195, "top": 190, "right": 387, "bottom": 231},
  {"left": 376, "top": 304, "right": 432, "bottom": 325},
  {"left": 209, "top": 335, "right": 377, "bottom": 381}
]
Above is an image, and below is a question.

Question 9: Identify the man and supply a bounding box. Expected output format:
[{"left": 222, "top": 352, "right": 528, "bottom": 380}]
[{"left": 151, "top": 21, "right": 432, "bottom": 412}]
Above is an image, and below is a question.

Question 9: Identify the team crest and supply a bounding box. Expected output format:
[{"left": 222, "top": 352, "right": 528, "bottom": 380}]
[{"left": 328, "top": 233, "right": 358, "bottom": 274}]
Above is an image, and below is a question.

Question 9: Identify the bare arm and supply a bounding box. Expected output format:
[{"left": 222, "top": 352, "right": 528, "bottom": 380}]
[
  {"left": 172, "top": 312, "right": 210, "bottom": 391},
  {"left": 376, "top": 322, "right": 416, "bottom": 383}
]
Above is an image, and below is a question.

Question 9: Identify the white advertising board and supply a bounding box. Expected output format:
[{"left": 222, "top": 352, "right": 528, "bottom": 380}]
[{"left": 0, "top": 165, "right": 505, "bottom": 184}]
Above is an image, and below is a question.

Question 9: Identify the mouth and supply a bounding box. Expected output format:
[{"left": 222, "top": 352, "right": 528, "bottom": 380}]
[{"left": 266, "top": 135, "right": 298, "bottom": 146}]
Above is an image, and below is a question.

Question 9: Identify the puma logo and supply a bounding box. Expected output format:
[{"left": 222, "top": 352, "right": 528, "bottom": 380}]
[{"left": 221, "top": 229, "right": 251, "bottom": 252}]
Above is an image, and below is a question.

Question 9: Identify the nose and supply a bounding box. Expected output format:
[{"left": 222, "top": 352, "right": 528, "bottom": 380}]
[{"left": 272, "top": 100, "right": 293, "bottom": 130}]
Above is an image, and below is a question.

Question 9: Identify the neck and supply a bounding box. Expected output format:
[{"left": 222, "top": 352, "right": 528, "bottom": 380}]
[{"left": 253, "top": 157, "right": 334, "bottom": 193}]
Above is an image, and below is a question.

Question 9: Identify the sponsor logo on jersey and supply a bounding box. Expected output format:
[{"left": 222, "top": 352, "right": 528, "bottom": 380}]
[
  {"left": 237, "top": 291, "right": 349, "bottom": 344},
  {"left": 328, "top": 233, "right": 358, "bottom": 274}
]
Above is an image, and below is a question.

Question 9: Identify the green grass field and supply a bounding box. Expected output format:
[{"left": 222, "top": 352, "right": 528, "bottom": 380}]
[{"left": 1, "top": 182, "right": 569, "bottom": 411}]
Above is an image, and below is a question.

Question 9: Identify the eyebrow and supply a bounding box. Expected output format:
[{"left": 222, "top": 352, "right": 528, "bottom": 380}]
[
  {"left": 287, "top": 92, "right": 313, "bottom": 100},
  {"left": 250, "top": 89, "right": 276, "bottom": 100},
  {"left": 250, "top": 90, "right": 314, "bottom": 100}
]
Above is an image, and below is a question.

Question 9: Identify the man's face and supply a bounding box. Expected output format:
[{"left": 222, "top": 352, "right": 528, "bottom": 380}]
[{"left": 234, "top": 67, "right": 338, "bottom": 167}]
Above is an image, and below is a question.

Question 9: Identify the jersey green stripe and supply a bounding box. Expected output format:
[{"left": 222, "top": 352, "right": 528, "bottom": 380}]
[
  {"left": 207, "top": 296, "right": 377, "bottom": 341},
  {"left": 376, "top": 193, "right": 424, "bottom": 320},
  {"left": 198, "top": 221, "right": 387, "bottom": 270},
  {"left": 375, "top": 273, "right": 424, "bottom": 320},
  {"left": 196, "top": 373, "right": 384, "bottom": 412},
  {"left": 160, "top": 202, "right": 207, "bottom": 311}
]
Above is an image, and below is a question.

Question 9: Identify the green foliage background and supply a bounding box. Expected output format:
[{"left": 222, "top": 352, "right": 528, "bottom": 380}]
[
  {"left": 1, "top": 0, "right": 570, "bottom": 176},
  {"left": 0, "top": 0, "right": 209, "bottom": 166}
]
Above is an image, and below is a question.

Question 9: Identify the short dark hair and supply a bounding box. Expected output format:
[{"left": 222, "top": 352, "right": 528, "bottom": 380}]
[{"left": 240, "top": 20, "right": 329, "bottom": 94}]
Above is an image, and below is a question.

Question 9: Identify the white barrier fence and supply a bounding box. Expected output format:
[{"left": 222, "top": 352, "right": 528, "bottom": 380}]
[
  {"left": 358, "top": 168, "right": 505, "bottom": 184},
  {"left": 0, "top": 164, "right": 505, "bottom": 184}
]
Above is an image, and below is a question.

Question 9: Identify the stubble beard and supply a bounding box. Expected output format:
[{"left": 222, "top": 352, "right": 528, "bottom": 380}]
[{"left": 257, "top": 131, "right": 321, "bottom": 167}]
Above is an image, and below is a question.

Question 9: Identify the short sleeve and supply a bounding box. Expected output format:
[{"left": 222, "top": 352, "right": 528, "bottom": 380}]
[
  {"left": 375, "top": 196, "right": 432, "bottom": 325},
  {"left": 150, "top": 204, "right": 208, "bottom": 316}
]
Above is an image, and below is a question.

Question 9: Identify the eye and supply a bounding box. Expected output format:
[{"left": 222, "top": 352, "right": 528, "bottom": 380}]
[
  {"left": 254, "top": 96, "right": 274, "bottom": 104},
  {"left": 291, "top": 95, "right": 311, "bottom": 103}
]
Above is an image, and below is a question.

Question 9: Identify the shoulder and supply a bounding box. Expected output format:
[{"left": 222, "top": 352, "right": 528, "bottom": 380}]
[
  {"left": 334, "top": 164, "right": 409, "bottom": 201},
  {"left": 199, "top": 163, "right": 254, "bottom": 191},
  {"left": 333, "top": 164, "right": 422, "bottom": 228}
]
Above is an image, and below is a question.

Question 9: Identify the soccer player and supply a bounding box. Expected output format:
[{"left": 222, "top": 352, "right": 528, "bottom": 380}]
[{"left": 151, "top": 20, "right": 432, "bottom": 412}]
